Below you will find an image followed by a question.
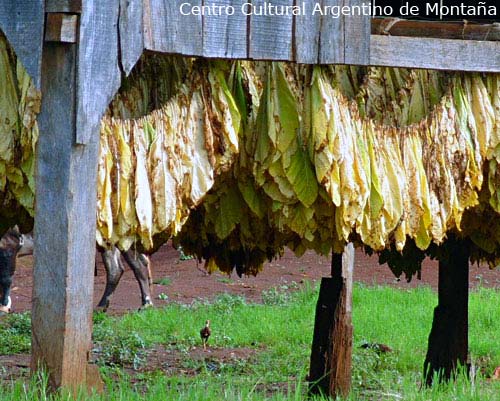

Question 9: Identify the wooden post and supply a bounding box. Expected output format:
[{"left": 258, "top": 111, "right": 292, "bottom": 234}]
[
  {"left": 308, "top": 243, "right": 354, "bottom": 398},
  {"left": 424, "top": 237, "right": 470, "bottom": 385},
  {"left": 31, "top": 12, "right": 102, "bottom": 392}
]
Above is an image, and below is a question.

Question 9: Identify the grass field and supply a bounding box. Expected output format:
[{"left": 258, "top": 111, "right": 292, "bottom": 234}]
[{"left": 0, "top": 283, "right": 498, "bottom": 400}]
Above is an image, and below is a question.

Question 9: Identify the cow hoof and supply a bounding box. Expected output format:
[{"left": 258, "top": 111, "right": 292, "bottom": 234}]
[
  {"left": 95, "top": 300, "right": 109, "bottom": 313},
  {"left": 0, "top": 305, "right": 10, "bottom": 315},
  {"left": 138, "top": 302, "right": 153, "bottom": 312}
]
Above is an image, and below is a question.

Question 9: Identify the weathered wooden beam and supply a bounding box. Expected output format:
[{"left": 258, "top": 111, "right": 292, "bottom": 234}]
[
  {"left": 424, "top": 237, "right": 470, "bottom": 385},
  {"left": 203, "top": 0, "right": 248, "bottom": 59},
  {"left": 76, "top": 0, "right": 121, "bottom": 144},
  {"left": 143, "top": 0, "right": 203, "bottom": 55},
  {"left": 295, "top": 1, "right": 321, "bottom": 64},
  {"left": 344, "top": 0, "right": 370, "bottom": 65},
  {"left": 32, "top": 38, "right": 102, "bottom": 392},
  {"left": 31, "top": 0, "right": 121, "bottom": 392},
  {"left": 45, "top": 14, "right": 78, "bottom": 44},
  {"left": 119, "top": 0, "right": 144, "bottom": 75},
  {"left": 46, "top": 0, "right": 81, "bottom": 12},
  {"left": 329, "top": 243, "right": 354, "bottom": 398},
  {"left": 249, "top": 0, "right": 294, "bottom": 61},
  {"left": 0, "top": 0, "right": 44, "bottom": 89},
  {"left": 308, "top": 243, "right": 354, "bottom": 398},
  {"left": 370, "top": 35, "right": 500, "bottom": 72},
  {"left": 318, "top": 0, "right": 344, "bottom": 64},
  {"left": 372, "top": 18, "right": 500, "bottom": 42}
]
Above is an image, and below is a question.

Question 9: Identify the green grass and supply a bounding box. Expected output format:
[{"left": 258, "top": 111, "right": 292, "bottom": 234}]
[
  {"left": 0, "top": 284, "right": 499, "bottom": 400},
  {"left": 153, "top": 277, "right": 172, "bottom": 286}
]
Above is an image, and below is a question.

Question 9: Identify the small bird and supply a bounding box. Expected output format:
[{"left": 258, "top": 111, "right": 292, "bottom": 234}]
[
  {"left": 200, "top": 320, "right": 211, "bottom": 350},
  {"left": 360, "top": 342, "right": 393, "bottom": 354}
]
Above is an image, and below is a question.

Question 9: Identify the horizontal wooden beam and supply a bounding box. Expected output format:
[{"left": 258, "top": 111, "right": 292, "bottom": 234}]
[
  {"left": 372, "top": 18, "right": 500, "bottom": 42},
  {"left": 370, "top": 35, "right": 500, "bottom": 72}
]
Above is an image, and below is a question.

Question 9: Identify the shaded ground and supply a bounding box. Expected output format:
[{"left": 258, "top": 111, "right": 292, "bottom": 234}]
[
  {"left": 10, "top": 243, "right": 500, "bottom": 314},
  {"left": 3, "top": 244, "right": 499, "bottom": 386}
]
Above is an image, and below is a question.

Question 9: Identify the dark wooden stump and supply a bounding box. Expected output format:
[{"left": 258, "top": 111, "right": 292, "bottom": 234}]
[
  {"left": 424, "top": 237, "right": 470, "bottom": 385},
  {"left": 308, "top": 243, "right": 354, "bottom": 398}
]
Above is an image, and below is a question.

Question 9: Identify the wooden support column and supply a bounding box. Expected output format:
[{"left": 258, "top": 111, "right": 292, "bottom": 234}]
[
  {"left": 424, "top": 237, "right": 470, "bottom": 386},
  {"left": 308, "top": 243, "right": 354, "bottom": 398},
  {"left": 31, "top": 9, "right": 102, "bottom": 392}
]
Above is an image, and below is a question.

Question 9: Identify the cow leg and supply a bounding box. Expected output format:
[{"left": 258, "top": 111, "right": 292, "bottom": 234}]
[
  {"left": 97, "top": 247, "right": 125, "bottom": 311},
  {"left": 0, "top": 275, "right": 12, "bottom": 313},
  {"left": 121, "top": 250, "right": 154, "bottom": 309},
  {"left": 0, "top": 250, "right": 15, "bottom": 313}
]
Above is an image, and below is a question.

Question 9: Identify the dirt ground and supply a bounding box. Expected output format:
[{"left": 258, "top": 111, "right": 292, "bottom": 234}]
[
  {"left": 2, "top": 244, "right": 499, "bottom": 385},
  {"left": 10, "top": 243, "right": 500, "bottom": 314}
]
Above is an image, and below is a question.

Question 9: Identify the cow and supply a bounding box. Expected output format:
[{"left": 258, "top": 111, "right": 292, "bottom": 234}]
[
  {"left": 0, "top": 228, "right": 153, "bottom": 314},
  {"left": 97, "top": 245, "right": 153, "bottom": 311},
  {"left": 0, "top": 226, "right": 33, "bottom": 313}
]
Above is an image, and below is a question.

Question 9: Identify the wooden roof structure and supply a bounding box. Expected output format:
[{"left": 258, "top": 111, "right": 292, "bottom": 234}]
[{"left": 0, "top": 0, "right": 499, "bottom": 392}]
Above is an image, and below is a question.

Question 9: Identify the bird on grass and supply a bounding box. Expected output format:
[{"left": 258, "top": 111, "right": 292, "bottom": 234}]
[
  {"left": 360, "top": 342, "right": 393, "bottom": 354},
  {"left": 200, "top": 320, "right": 211, "bottom": 350}
]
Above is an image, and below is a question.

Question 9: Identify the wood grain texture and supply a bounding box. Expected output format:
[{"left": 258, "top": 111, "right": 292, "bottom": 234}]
[
  {"left": 0, "top": 0, "right": 44, "bottom": 89},
  {"left": 370, "top": 35, "right": 500, "bottom": 72},
  {"left": 45, "top": 13, "right": 79, "bottom": 43},
  {"left": 329, "top": 243, "right": 354, "bottom": 398},
  {"left": 144, "top": 0, "right": 203, "bottom": 55},
  {"left": 308, "top": 243, "right": 354, "bottom": 398},
  {"left": 295, "top": 1, "right": 321, "bottom": 64},
  {"left": 372, "top": 18, "right": 500, "bottom": 42},
  {"left": 203, "top": 0, "right": 247, "bottom": 59},
  {"left": 249, "top": 0, "right": 293, "bottom": 61},
  {"left": 46, "top": 0, "right": 82, "bottom": 12},
  {"left": 32, "top": 41, "right": 100, "bottom": 391},
  {"left": 76, "top": 0, "right": 121, "bottom": 144},
  {"left": 119, "top": 0, "right": 144, "bottom": 75},
  {"left": 318, "top": 0, "right": 344, "bottom": 64},
  {"left": 343, "top": 0, "right": 370, "bottom": 65}
]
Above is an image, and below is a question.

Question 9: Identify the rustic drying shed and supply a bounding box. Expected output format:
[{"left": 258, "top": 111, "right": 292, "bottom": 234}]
[{"left": 0, "top": 0, "right": 499, "bottom": 396}]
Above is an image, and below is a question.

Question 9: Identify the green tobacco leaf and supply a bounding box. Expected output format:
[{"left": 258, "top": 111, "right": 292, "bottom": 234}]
[
  {"left": 238, "top": 181, "right": 265, "bottom": 219},
  {"left": 272, "top": 64, "right": 300, "bottom": 154},
  {"left": 289, "top": 203, "right": 314, "bottom": 237},
  {"left": 214, "top": 187, "right": 243, "bottom": 240},
  {"left": 285, "top": 148, "right": 318, "bottom": 208}
]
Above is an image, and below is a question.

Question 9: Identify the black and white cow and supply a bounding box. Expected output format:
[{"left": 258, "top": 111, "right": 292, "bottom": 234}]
[
  {"left": 0, "top": 228, "right": 153, "bottom": 314},
  {"left": 0, "top": 227, "right": 33, "bottom": 313}
]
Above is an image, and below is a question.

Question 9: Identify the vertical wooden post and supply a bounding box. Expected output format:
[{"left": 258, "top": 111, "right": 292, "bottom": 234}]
[
  {"left": 424, "top": 237, "right": 470, "bottom": 385},
  {"left": 309, "top": 243, "right": 354, "bottom": 398},
  {"left": 31, "top": 14, "right": 102, "bottom": 392}
]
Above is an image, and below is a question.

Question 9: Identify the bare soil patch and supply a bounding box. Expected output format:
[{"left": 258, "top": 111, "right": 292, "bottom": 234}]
[
  {"left": 10, "top": 243, "right": 500, "bottom": 315},
  {"left": 3, "top": 244, "right": 499, "bottom": 385}
]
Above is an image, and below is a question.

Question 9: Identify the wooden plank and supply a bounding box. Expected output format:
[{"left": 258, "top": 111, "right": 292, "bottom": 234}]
[
  {"left": 46, "top": 0, "right": 82, "bottom": 12},
  {"left": 32, "top": 40, "right": 102, "bottom": 392},
  {"left": 308, "top": 243, "right": 354, "bottom": 398},
  {"left": 0, "top": 0, "right": 44, "bottom": 89},
  {"left": 370, "top": 35, "right": 500, "bottom": 72},
  {"left": 143, "top": 0, "right": 203, "bottom": 55},
  {"left": 203, "top": 0, "right": 247, "bottom": 59},
  {"left": 295, "top": 1, "right": 321, "bottom": 64},
  {"left": 249, "top": 0, "right": 294, "bottom": 61},
  {"left": 119, "top": 0, "right": 144, "bottom": 75},
  {"left": 329, "top": 243, "right": 354, "bottom": 398},
  {"left": 372, "top": 18, "right": 500, "bottom": 42},
  {"left": 76, "top": 0, "right": 121, "bottom": 144},
  {"left": 343, "top": 0, "right": 370, "bottom": 65},
  {"left": 45, "top": 14, "right": 79, "bottom": 44},
  {"left": 318, "top": 0, "right": 344, "bottom": 64}
]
